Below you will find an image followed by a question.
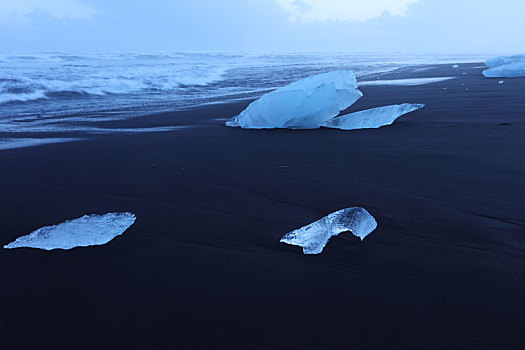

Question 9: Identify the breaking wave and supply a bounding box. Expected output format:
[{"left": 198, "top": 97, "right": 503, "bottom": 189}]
[
  {"left": 0, "top": 91, "right": 48, "bottom": 104},
  {"left": 0, "top": 56, "right": 229, "bottom": 106},
  {"left": 0, "top": 52, "right": 487, "bottom": 124}
]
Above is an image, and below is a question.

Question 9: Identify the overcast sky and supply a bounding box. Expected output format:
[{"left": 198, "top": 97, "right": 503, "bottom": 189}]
[{"left": 0, "top": 0, "right": 523, "bottom": 53}]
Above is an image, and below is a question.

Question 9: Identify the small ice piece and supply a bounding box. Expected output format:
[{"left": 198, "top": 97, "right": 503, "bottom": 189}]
[
  {"left": 321, "top": 103, "right": 424, "bottom": 130},
  {"left": 498, "top": 80, "right": 505, "bottom": 84},
  {"left": 483, "top": 55, "right": 525, "bottom": 78},
  {"left": 280, "top": 207, "right": 377, "bottom": 255},
  {"left": 226, "top": 70, "right": 362, "bottom": 129},
  {"left": 452, "top": 64, "right": 459, "bottom": 68},
  {"left": 4, "top": 213, "right": 136, "bottom": 250}
]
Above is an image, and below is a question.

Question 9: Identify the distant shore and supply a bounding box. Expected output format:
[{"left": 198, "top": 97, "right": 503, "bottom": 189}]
[{"left": 1, "top": 63, "right": 524, "bottom": 349}]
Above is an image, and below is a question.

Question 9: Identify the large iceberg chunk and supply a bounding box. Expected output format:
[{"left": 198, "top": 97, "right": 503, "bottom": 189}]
[
  {"left": 483, "top": 55, "right": 525, "bottom": 78},
  {"left": 226, "top": 70, "right": 362, "bottom": 129},
  {"left": 4, "top": 212, "right": 136, "bottom": 250},
  {"left": 280, "top": 207, "right": 377, "bottom": 255},
  {"left": 485, "top": 55, "right": 525, "bottom": 68},
  {"left": 321, "top": 103, "right": 424, "bottom": 130}
]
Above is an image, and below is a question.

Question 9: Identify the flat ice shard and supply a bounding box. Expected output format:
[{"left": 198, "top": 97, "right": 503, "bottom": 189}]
[
  {"left": 4, "top": 213, "right": 136, "bottom": 250},
  {"left": 321, "top": 103, "right": 424, "bottom": 130},
  {"left": 452, "top": 64, "right": 459, "bottom": 68},
  {"left": 280, "top": 207, "right": 377, "bottom": 255},
  {"left": 483, "top": 55, "right": 525, "bottom": 78},
  {"left": 226, "top": 70, "right": 362, "bottom": 129}
]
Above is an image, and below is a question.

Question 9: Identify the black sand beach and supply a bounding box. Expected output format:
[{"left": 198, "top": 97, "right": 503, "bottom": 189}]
[{"left": 1, "top": 64, "right": 524, "bottom": 349}]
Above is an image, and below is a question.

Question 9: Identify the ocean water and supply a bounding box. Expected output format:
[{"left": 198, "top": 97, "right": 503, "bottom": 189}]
[{"left": 0, "top": 52, "right": 485, "bottom": 143}]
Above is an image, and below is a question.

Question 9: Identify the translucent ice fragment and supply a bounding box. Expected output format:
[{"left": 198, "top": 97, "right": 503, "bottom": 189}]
[
  {"left": 321, "top": 103, "right": 424, "bottom": 130},
  {"left": 226, "top": 70, "right": 362, "bottom": 129},
  {"left": 280, "top": 207, "right": 377, "bottom": 255},
  {"left": 4, "top": 213, "right": 136, "bottom": 250}
]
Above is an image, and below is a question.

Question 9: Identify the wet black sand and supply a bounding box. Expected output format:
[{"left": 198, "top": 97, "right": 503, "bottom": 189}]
[{"left": 0, "top": 64, "right": 524, "bottom": 349}]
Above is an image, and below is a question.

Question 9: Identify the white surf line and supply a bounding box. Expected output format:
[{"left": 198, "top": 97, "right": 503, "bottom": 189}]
[
  {"left": 0, "top": 124, "right": 190, "bottom": 134},
  {"left": 0, "top": 138, "right": 83, "bottom": 150},
  {"left": 358, "top": 77, "right": 456, "bottom": 86}
]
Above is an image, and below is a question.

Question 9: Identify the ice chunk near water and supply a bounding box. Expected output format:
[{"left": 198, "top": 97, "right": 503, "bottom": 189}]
[
  {"left": 483, "top": 63, "right": 525, "bottom": 78},
  {"left": 485, "top": 54, "right": 525, "bottom": 68},
  {"left": 499, "top": 80, "right": 505, "bottom": 84},
  {"left": 452, "top": 64, "right": 459, "bottom": 68},
  {"left": 483, "top": 55, "right": 525, "bottom": 78},
  {"left": 4, "top": 213, "right": 136, "bottom": 250},
  {"left": 280, "top": 207, "right": 377, "bottom": 255},
  {"left": 321, "top": 103, "right": 424, "bottom": 130},
  {"left": 226, "top": 70, "right": 362, "bottom": 129}
]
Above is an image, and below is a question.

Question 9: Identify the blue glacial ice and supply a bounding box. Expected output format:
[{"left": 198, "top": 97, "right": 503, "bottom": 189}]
[
  {"left": 485, "top": 55, "right": 525, "bottom": 68},
  {"left": 483, "top": 55, "right": 525, "bottom": 78},
  {"left": 321, "top": 103, "right": 424, "bottom": 130},
  {"left": 4, "top": 213, "right": 136, "bottom": 250},
  {"left": 226, "top": 70, "right": 363, "bottom": 129},
  {"left": 280, "top": 207, "right": 377, "bottom": 255}
]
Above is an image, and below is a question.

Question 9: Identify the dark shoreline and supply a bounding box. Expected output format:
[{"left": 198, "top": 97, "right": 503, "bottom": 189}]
[{"left": 1, "top": 63, "right": 524, "bottom": 349}]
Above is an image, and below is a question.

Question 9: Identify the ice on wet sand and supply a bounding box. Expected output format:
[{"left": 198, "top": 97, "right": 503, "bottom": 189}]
[
  {"left": 322, "top": 103, "right": 424, "bottom": 130},
  {"left": 280, "top": 207, "right": 377, "bottom": 255},
  {"left": 4, "top": 213, "right": 136, "bottom": 250},
  {"left": 226, "top": 70, "right": 362, "bottom": 129},
  {"left": 483, "top": 55, "right": 525, "bottom": 78}
]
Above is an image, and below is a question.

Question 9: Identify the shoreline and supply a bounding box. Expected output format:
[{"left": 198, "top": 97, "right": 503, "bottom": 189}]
[
  {"left": 0, "top": 62, "right": 485, "bottom": 145},
  {"left": 0, "top": 62, "right": 524, "bottom": 349}
]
